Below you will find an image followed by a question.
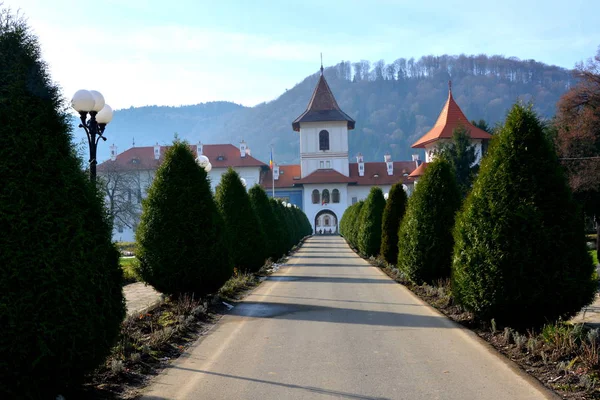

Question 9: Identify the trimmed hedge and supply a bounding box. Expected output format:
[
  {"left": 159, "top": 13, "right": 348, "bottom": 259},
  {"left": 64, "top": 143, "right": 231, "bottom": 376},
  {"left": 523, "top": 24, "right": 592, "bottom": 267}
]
[
  {"left": 136, "top": 141, "right": 233, "bottom": 295},
  {"left": 0, "top": 11, "right": 125, "bottom": 397},
  {"left": 216, "top": 168, "right": 267, "bottom": 272},
  {"left": 380, "top": 182, "right": 408, "bottom": 265},
  {"left": 357, "top": 187, "right": 386, "bottom": 257},
  {"left": 397, "top": 159, "right": 461, "bottom": 284},
  {"left": 340, "top": 200, "right": 365, "bottom": 249},
  {"left": 249, "top": 185, "right": 279, "bottom": 260},
  {"left": 452, "top": 103, "right": 597, "bottom": 328}
]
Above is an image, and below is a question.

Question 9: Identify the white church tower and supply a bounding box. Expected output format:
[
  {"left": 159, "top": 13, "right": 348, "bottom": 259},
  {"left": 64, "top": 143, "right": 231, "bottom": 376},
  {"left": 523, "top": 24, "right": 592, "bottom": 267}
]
[
  {"left": 292, "top": 65, "right": 355, "bottom": 178},
  {"left": 292, "top": 65, "right": 356, "bottom": 234}
]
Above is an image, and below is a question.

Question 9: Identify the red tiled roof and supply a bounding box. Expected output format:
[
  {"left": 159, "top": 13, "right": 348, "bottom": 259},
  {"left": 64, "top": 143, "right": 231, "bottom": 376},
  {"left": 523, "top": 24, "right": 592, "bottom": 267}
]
[
  {"left": 408, "top": 162, "right": 428, "bottom": 178},
  {"left": 349, "top": 162, "right": 416, "bottom": 185},
  {"left": 261, "top": 164, "right": 302, "bottom": 188},
  {"left": 98, "top": 144, "right": 267, "bottom": 172},
  {"left": 292, "top": 73, "right": 355, "bottom": 132},
  {"left": 294, "top": 169, "right": 356, "bottom": 185},
  {"left": 411, "top": 89, "right": 492, "bottom": 148}
]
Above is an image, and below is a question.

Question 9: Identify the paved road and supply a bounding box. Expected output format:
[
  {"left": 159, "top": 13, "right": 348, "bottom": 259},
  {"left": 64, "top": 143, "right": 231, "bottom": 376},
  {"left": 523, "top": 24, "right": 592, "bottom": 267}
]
[{"left": 142, "top": 236, "right": 555, "bottom": 400}]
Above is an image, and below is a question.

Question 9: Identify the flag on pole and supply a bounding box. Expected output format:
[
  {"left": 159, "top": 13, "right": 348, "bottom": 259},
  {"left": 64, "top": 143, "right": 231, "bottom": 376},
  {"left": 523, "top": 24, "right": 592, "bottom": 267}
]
[{"left": 269, "top": 147, "right": 274, "bottom": 170}]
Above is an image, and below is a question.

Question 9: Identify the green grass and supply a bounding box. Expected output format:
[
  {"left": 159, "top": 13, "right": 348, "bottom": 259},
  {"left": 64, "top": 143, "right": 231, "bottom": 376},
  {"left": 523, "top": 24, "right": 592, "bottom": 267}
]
[
  {"left": 120, "top": 257, "right": 140, "bottom": 284},
  {"left": 218, "top": 269, "right": 257, "bottom": 299},
  {"left": 590, "top": 250, "right": 599, "bottom": 266}
]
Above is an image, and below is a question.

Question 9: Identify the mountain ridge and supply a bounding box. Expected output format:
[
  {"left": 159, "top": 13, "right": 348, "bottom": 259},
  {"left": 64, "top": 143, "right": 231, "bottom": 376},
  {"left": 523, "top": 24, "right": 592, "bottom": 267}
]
[{"left": 75, "top": 54, "right": 573, "bottom": 165}]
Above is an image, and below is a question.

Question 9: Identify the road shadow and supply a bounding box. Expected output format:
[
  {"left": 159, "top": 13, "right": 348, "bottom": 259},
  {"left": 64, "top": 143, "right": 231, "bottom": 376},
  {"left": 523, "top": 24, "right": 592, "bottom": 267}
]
[
  {"left": 294, "top": 255, "right": 358, "bottom": 259},
  {"left": 266, "top": 276, "right": 394, "bottom": 284},
  {"left": 247, "top": 293, "right": 424, "bottom": 307},
  {"left": 230, "top": 301, "right": 453, "bottom": 328},
  {"left": 158, "top": 367, "right": 391, "bottom": 400},
  {"left": 288, "top": 263, "right": 372, "bottom": 267},
  {"left": 302, "top": 246, "right": 349, "bottom": 249}
]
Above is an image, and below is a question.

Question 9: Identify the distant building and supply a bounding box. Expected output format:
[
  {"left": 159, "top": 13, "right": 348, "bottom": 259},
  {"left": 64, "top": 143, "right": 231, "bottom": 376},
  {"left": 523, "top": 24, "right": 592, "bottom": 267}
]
[
  {"left": 408, "top": 82, "right": 492, "bottom": 182},
  {"left": 100, "top": 72, "right": 489, "bottom": 241},
  {"left": 98, "top": 142, "right": 268, "bottom": 242},
  {"left": 263, "top": 66, "right": 418, "bottom": 234}
]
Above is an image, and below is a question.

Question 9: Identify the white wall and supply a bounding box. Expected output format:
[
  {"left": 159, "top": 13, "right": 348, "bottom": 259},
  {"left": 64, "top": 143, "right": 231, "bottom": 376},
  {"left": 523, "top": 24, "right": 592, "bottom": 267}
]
[
  {"left": 303, "top": 183, "right": 349, "bottom": 233},
  {"left": 346, "top": 185, "right": 394, "bottom": 207},
  {"left": 105, "top": 165, "right": 262, "bottom": 243},
  {"left": 208, "top": 166, "right": 262, "bottom": 192},
  {"left": 299, "top": 121, "right": 350, "bottom": 177},
  {"left": 424, "top": 139, "right": 483, "bottom": 164}
]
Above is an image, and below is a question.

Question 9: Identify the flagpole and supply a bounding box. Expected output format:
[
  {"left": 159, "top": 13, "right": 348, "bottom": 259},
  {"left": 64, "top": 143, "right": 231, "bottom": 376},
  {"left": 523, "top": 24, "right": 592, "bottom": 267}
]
[{"left": 271, "top": 145, "right": 275, "bottom": 198}]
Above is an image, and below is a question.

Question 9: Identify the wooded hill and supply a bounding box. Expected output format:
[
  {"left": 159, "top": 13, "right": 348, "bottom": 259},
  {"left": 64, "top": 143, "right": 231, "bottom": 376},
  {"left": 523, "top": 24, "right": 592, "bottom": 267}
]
[{"left": 83, "top": 54, "right": 574, "bottom": 165}]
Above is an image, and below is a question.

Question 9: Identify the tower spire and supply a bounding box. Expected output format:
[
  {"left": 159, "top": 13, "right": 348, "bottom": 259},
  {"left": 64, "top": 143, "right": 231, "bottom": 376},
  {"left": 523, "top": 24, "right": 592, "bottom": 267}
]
[
  {"left": 320, "top": 53, "right": 323, "bottom": 75},
  {"left": 448, "top": 80, "right": 452, "bottom": 94}
]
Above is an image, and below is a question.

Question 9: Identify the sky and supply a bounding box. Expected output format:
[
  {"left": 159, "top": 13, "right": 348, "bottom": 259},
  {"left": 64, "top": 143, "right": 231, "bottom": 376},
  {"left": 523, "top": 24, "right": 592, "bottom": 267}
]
[{"left": 6, "top": 0, "right": 599, "bottom": 110}]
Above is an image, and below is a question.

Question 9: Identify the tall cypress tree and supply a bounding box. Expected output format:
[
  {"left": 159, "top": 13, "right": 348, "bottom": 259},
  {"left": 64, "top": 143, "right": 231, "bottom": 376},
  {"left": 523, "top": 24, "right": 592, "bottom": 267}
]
[
  {"left": 380, "top": 182, "right": 408, "bottom": 265},
  {"left": 357, "top": 187, "right": 386, "bottom": 257},
  {"left": 269, "top": 198, "right": 288, "bottom": 257},
  {"left": 249, "top": 185, "right": 278, "bottom": 260},
  {"left": 0, "top": 10, "right": 124, "bottom": 397},
  {"left": 216, "top": 168, "right": 267, "bottom": 272},
  {"left": 452, "top": 104, "right": 597, "bottom": 328},
  {"left": 136, "top": 141, "right": 232, "bottom": 296},
  {"left": 397, "top": 159, "right": 461, "bottom": 284}
]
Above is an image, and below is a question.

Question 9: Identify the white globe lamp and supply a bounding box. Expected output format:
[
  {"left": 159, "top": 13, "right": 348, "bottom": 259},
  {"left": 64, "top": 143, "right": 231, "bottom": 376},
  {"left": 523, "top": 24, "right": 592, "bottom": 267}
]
[
  {"left": 89, "top": 90, "right": 105, "bottom": 112},
  {"left": 96, "top": 104, "right": 113, "bottom": 125},
  {"left": 196, "top": 155, "right": 209, "bottom": 168},
  {"left": 71, "top": 89, "right": 95, "bottom": 113}
]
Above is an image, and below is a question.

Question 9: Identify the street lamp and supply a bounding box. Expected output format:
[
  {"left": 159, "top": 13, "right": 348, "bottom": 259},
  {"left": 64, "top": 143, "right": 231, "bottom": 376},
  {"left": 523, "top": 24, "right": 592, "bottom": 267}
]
[
  {"left": 196, "top": 155, "right": 212, "bottom": 172},
  {"left": 71, "top": 89, "right": 114, "bottom": 182}
]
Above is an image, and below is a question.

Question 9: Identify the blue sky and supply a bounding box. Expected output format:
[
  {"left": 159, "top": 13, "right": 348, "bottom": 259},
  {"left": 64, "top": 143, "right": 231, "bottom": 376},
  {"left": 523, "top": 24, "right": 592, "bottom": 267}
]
[{"left": 7, "top": 0, "right": 599, "bottom": 109}]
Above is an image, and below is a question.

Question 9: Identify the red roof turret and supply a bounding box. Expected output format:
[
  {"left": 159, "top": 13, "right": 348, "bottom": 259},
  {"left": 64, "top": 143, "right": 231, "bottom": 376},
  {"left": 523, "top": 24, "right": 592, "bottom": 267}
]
[{"left": 411, "top": 83, "right": 491, "bottom": 148}]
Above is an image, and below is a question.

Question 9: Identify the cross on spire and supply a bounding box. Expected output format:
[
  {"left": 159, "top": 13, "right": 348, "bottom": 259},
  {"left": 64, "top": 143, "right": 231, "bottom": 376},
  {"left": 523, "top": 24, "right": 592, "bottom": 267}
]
[
  {"left": 320, "top": 53, "right": 323, "bottom": 75},
  {"left": 448, "top": 80, "right": 452, "bottom": 93}
]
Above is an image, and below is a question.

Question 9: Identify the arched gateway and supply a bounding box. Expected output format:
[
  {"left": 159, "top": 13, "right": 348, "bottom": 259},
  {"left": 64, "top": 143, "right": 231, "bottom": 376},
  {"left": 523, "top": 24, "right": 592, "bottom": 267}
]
[{"left": 314, "top": 209, "right": 338, "bottom": 235}]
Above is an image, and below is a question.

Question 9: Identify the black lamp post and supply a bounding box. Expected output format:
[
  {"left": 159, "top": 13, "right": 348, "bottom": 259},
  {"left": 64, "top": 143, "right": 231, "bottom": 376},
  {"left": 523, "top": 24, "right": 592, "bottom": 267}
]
[{"left": 71, "top": 89, "right": 114, "bottom": 182}]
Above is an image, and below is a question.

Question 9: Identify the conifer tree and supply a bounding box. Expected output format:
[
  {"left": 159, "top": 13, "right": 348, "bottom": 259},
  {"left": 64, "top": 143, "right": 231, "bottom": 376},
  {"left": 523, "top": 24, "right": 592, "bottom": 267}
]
[
  {"left": 341, "top": 201, "right": 365, "bottom": 249},
  {"left": 452, "top": 104, "right": 596, "bottom": 328},
  {"left": 216, "top": 168, "right": 267, "bottom": 271},
  {"left": 380, "top": 182, "right": 408, "bottom": 264},
  {"left": 136, "top": 141, "right": 232, "bottom": 295},
  {"left": 436, "top": 125, "right": 480, "bottom": 198},
  {"left": 269, "top": 198, "right": 288, "bottom": 256},
  {"left": 249, "top": 185, "right": 278, "bottom": 259},
  {"left": 0, "top": 10, "right": 124, "bottom": 397},
  {"left": 397, "top": 159, "right": 461, "bottom": 284},
  {"left": 357, "top": 187, "right": 386, "bottom": 256}
]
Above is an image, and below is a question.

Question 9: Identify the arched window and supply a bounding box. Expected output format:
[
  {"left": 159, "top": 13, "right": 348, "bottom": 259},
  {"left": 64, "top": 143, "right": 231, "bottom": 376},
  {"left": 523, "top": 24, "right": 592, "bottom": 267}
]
[
  {"left": 332, "top": 189, "right": 340, "bottom": 203},
  {"left": 312, "top": 189, "right": 320, "bottom": 204},
  {"left": 319, "top": 130, "right": 329, "bottom": 151},
  {"left": 322, "top": 189, "right": 330, "bottom": 204}
]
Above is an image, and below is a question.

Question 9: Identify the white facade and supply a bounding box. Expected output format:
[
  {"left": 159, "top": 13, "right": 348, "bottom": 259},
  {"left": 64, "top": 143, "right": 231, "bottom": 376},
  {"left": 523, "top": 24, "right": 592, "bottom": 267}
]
[
  {"left": 300, "top": 121, "right": 350, "bottom": 177},
  {"left": 424, "top": 139, "right": 484, "bottom": 164},
  {"left": 207, "top": 166, "right": 262, "bottom": 192}
]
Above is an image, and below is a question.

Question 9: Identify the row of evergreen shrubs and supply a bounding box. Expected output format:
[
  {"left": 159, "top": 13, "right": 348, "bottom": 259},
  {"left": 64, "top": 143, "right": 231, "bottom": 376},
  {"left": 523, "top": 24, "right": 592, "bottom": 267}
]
[
  {"left": 135, "top": 142, "right": 312, "bottom": 297},
  {"left": 0, "top": 11, "right": 311, "bottom": 395},
  {"left": 341, "top": 103, "right": 597, "bottom": 330}
]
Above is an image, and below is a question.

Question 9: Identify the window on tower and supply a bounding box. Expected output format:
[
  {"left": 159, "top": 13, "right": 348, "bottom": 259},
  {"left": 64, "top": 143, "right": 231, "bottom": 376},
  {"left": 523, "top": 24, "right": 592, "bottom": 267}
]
[
  {"left": 332, "top": 189, "right": 340, "bottom": 203},
  {"left": 322, "top": 189, "right": 330, "bottom": 204},
  {"left": 319, "top": 130, "right": 329, "bottom": 151},
  {"left": 312, "top": 189, "right": 320, "bottom": 204}
]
